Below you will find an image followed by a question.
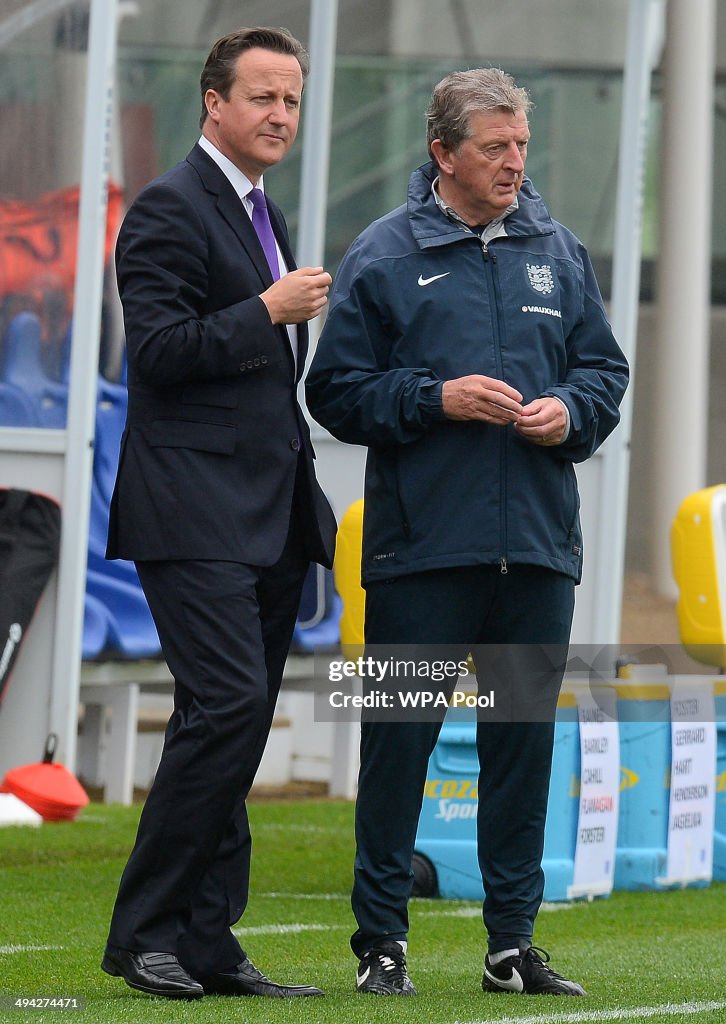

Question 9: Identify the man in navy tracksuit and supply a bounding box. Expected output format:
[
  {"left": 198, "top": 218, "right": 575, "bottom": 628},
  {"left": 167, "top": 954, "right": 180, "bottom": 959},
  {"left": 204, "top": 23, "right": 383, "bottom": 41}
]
[{"left": 307, "top": 68, "right": 628, "bottom": 998}]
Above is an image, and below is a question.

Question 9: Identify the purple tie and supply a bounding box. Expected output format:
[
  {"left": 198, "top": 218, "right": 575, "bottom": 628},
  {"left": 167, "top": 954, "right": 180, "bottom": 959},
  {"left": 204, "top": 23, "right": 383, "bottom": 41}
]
[{"left": 249, "top": 188, "right": 280, "bottom": 281}]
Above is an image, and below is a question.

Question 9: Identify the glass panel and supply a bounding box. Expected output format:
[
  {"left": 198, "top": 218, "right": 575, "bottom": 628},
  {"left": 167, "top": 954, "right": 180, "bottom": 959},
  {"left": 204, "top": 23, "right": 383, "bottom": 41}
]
[
  {"left": 110, "top": 0, "right": 651, "bottom": 297},
  {"left": 316, "top": 0, "right": 631, "bottom": 285},
  {"left": 0, "top": 2, "right": 119, "bottom": 428}
]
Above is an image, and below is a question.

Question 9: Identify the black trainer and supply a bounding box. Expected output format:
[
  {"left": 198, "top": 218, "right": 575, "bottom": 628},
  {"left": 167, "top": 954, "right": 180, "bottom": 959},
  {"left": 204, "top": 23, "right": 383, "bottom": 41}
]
[
  {"left": 356, "top": 940, "right": 417, "bottom": 995},
  {"left": 483, "top": 945, "right": 586, "bottom": 996}
]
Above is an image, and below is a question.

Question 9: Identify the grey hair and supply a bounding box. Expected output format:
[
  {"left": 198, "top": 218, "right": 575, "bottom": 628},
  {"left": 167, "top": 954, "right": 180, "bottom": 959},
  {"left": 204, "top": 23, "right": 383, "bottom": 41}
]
[{"left": 426, "top": 67, "right": 532, "bottom": 162}]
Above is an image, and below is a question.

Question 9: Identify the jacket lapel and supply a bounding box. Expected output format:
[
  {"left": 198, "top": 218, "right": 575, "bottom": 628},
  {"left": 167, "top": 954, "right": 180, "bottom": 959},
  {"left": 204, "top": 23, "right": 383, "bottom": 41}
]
[
  {"left": 187, "top": 145, "right": 305, "bottom": 374},
  {"left": 187, "top": 145, "right": 273, "bottom": 289}
]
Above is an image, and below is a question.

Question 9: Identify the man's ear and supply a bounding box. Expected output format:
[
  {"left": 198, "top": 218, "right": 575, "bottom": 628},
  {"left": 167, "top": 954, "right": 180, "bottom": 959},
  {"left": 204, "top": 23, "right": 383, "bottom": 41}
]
[
  {"left": 430, "top": 139, "right": 454, "bottom": 177},
  {"left": 204, "top": 89, "right": 221, "bottom": 123}
]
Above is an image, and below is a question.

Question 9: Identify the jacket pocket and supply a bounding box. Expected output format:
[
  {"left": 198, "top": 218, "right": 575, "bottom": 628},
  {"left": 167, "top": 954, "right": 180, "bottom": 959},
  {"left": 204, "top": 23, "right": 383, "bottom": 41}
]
[{"left": 148, "top": 419, "right": 236, "bottom": 453}]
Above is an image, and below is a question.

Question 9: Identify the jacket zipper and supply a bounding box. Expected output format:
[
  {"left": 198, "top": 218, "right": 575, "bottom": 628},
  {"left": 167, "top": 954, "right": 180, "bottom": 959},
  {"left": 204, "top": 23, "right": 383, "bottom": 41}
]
[{"left": 481, "top": 240, "right": 508, "bottom": 574}]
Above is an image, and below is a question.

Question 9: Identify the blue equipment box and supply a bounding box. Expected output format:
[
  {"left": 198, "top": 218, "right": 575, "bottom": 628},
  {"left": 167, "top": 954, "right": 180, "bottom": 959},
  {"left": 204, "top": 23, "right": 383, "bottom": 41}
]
[
  {"left": 414, "top": 700, "right": 581, "bottom": 903},
  {"left": 715, "top": 698, "right": 726, "bottom": 880},
  {"left": 415, "top": 683, "right": 722, "bottom": 900},
  {"left": 614, "top": 685, "right": 672, "bottom": 890}
]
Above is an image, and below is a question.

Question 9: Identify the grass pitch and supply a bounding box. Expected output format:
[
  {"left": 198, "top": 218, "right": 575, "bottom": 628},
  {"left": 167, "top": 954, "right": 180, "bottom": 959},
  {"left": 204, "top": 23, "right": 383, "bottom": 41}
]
[{"left": 1, "top": 799, "right": 725, "bottom": 1024}]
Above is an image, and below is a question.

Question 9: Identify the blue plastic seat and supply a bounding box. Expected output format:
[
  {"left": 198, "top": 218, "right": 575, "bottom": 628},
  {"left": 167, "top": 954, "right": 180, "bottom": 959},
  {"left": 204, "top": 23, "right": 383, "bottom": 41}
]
[
  {"left": 0, "top": 381, "right": 40, "bottom": 427},
  {"left": 2, "top": 312, "right": 68, "bottom": 427},
  {"left": 86, "top": 569, "right": 161, "bottom": 659},
  {"left": 83, "top": 374, "right": 162, "bottom": 659},
  {"left": 93, "top": 376, "right": 128, "bottom": 506},
  {"left": 87, "top": 520, "right": 140, "bottom": 586},
  {"left": 83, "top": 592, "right": 112, "bottom": 660},
  {"left": 291, "top": 593, "right": 342, "bottom": 652},
  {"left": 59, "top": 319, "right": 78, "bottom": 384},
  {"left": 83, "top": 371, "right": 339, "bottom": 660},
  {"left": 86, "top": 376, "right": 139, "bottom": 586},
  {"left": 291, "top": 563, "right": 342, "bottom": 652},
  {"left": 85, "top": 377, "right": 159, "bottom": 657}
]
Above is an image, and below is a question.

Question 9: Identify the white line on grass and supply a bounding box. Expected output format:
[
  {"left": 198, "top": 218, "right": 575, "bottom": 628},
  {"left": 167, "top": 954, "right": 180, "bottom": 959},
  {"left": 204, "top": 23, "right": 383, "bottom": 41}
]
[
  {"left": 0, "top": 945, "right": 63, "bottom": 954},
  {"left": 259, "top": 892, "right": 349, "bottom": 900},
  {"left": 232, "top": 923, "right": 347, "bottom": 936},
  {"left": 456, "top": 999, "right": 726, "bottom": 1024},
  {"left": 417, "top": 907, "right": 482, "bottom": 918},
  {"left": 416, "top": 903, "right": 574, "bottom": 919},
  {"left": 254, "top": 824, "right": 342, "bottom": 833}
]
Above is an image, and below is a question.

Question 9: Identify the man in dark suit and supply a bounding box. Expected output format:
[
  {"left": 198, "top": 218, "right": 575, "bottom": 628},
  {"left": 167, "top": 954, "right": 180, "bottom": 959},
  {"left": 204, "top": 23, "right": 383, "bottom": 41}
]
[{"left": 101, "top": 27, "right": 336, "bottom": 1001}]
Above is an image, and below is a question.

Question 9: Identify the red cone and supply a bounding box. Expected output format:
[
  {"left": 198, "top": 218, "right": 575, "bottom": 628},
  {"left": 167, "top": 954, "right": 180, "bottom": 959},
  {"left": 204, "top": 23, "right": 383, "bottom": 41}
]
[{"left": 0, "top": 734, "right": 89, "bottom": 821}]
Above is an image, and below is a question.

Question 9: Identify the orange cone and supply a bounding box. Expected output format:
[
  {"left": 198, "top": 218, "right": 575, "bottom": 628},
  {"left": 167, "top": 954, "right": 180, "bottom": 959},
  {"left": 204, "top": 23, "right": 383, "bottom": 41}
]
[{"left": 0, "top": 734, "right": 89, "bottom": 821}]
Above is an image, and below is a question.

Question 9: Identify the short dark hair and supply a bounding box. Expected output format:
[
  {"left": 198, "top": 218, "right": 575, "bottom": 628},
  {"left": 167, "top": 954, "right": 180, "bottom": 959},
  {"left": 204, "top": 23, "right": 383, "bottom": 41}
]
[
  {"left": 426, "top": 67, "right": 532, "bottom": 163},
  {"left": 199, "top": 27, "right": 309, "bottom": 129}
]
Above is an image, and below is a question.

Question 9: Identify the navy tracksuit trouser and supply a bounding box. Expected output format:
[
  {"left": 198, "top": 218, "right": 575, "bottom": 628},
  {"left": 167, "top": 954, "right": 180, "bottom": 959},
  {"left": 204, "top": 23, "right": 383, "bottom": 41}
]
[{"left": 351, "top": 563, "right": 575, "bottom": 958}]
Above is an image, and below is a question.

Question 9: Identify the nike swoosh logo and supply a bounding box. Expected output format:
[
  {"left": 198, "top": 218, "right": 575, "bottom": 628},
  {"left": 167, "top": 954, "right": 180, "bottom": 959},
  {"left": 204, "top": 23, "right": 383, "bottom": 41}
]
[
  {"left": 417, "top": 272, "right": 450, "bottom": 287},
  {"left": 356, "top": 967, "right": 371, "bottom": 987},
  {"left": 484, "top": 966, "right": 524, "bottom": 993}
]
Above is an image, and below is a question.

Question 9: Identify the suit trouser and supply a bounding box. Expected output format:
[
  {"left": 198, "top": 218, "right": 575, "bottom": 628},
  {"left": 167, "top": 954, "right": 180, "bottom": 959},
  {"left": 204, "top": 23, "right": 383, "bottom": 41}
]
[
  {"left": 351, "top": 564, "right": 575, "bottom": 958},
  {"left": 106, "top": 508, "right": 308, "bottom": 976}
]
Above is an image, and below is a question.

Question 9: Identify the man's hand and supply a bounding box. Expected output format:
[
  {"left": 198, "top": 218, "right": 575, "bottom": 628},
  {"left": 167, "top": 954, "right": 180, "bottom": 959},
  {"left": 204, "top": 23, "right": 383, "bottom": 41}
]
[
  {"left": 260, "top": 267, "right": 332, "bottom": 324},
  {"left": 514, "top": 397, "right": 567, "bottom": 445},
  {"left": 442, "top": 375, "right": 523, "bottom": 424}
]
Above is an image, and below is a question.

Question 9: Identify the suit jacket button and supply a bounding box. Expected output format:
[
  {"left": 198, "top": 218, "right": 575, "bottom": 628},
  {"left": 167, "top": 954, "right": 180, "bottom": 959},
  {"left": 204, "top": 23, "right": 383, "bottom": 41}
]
[
  {"left": 253, "top": 357, "right": 261, "bottom": 367},
  {"left": 261, "top": 356, "right": 269, "bottom": 365},
  {"left": 290, "top": 438, "right": 301, "bottom": 451},
  {"left": 239, "top": 364, "right": 246, "bottom": 372}
]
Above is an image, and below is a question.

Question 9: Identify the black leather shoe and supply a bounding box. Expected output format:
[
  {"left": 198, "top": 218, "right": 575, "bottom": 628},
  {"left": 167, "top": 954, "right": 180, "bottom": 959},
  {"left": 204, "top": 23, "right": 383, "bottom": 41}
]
[
  {"left": 199, "top": 957, "right": 324, "bottom": 997},
  {"left": 101, "top": 946, "right": 204, "bottom": 999}
]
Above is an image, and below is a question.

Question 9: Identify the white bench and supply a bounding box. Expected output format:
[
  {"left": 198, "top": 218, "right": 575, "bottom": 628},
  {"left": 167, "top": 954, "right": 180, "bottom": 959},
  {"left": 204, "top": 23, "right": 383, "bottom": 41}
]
[{"left": 79, "top": 655, "right": 360, "bottom": 805}]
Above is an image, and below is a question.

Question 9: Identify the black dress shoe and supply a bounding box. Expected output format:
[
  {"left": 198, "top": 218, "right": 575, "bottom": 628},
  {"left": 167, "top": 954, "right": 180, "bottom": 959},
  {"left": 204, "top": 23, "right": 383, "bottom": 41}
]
[
  {"left": 101, "top": 946, "right": 204, "bottom": 999},
  {"left": 199, "top": 957, "right": 324, "bottom": 997}
]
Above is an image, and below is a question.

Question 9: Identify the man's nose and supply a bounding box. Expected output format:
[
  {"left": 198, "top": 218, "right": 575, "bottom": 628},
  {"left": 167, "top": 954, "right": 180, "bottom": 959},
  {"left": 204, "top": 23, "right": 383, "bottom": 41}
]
[
  {"left": 504, "top": 142, "right": 525, "bottom": 171},
  {"left": 268, "top": 99, "right": 288, "bottom": 122}
]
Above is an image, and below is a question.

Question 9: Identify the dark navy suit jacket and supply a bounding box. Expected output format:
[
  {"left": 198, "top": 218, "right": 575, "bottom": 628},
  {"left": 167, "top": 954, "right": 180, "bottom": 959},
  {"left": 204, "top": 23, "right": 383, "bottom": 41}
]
[{"left": 108, "top": 144, "right": 336, "bottom": 567}]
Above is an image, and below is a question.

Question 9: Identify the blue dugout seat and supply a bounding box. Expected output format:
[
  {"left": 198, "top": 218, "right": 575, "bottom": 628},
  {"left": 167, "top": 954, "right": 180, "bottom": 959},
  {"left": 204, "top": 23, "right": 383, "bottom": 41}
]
[
  {"left": 0, "top": 381, "right": 40, "bottom": 427},
  {"left": 83, "top": 592, "right": 113, "bottom": 660},
  {"left": 84, "top": 376, "right": 160, "bottom": 658},
  {"left": 78, "top": 362, "right": 337, "bottom": 661},
  {"left": 291, "top": 562, "right": 342, "bottom": 652},
  {"left": 1, "top": 312, "right": 68, "bottom": 427},
  {"left": 86, "top": 569, "right": 161, "bottom": 660}
]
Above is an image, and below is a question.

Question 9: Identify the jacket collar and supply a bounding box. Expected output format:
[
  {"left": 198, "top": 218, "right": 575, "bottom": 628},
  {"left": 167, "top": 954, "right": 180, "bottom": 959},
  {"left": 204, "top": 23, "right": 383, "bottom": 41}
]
[{"left": 407, "top": 160, "right": 555, "bottom": 250}]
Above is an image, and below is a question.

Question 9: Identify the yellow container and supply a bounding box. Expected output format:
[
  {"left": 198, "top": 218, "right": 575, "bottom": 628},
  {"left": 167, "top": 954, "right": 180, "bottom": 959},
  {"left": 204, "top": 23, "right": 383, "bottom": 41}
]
[
  {"left": 333, "top": 499, "right": 365, "bottom": 660},
  {"left": 671, "top": 485, "right": 726, "bottom": 669}
]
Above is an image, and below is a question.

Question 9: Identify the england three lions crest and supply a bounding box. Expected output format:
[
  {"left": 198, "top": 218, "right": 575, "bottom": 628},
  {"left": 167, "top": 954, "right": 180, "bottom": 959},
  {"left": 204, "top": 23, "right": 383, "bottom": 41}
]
[{"left": 526, "top": 262, "right": 555, "bottom": 296}]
